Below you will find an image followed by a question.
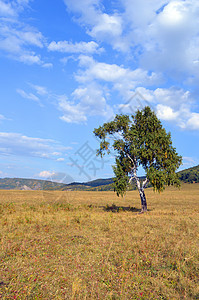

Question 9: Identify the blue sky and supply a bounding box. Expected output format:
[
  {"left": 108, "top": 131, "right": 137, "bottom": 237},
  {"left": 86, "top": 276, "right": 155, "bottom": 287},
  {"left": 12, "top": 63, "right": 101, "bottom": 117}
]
[{"left": 0, "top": 0, "right": 199, "bottom": 183}]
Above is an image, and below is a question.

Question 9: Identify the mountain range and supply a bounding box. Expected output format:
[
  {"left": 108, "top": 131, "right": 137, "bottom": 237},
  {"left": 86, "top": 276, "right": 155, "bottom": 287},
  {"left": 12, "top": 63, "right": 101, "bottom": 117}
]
[{"left": 0, "top": 165, "right": 198, "bottom": 191}]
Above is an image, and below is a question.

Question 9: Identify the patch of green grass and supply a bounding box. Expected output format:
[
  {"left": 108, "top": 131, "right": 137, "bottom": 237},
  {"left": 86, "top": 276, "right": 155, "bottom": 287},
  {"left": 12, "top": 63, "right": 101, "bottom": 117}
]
[{"left": 0, "top": 185, "right": 199, "bottom": 299}]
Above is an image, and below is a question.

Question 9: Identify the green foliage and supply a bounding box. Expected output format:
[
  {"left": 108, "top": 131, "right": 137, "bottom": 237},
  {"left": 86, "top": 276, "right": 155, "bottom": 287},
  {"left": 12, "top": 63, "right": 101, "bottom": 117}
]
[
  {"left": 94, "top": 106, "right": 182, "bottom": 196},
  {"left": 113, "top": 159, "right": 130, "bottom": 196}
]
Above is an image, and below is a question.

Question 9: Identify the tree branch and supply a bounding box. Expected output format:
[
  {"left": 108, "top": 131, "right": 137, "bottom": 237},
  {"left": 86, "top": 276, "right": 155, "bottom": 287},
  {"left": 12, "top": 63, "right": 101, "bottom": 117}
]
[{"left": 142, "top": 177, "right": 149, "bottom": 190}]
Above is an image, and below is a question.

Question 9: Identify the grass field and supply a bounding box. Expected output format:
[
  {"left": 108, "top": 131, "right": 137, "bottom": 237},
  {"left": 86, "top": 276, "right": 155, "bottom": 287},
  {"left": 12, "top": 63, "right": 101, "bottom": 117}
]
[{"left": 0, "top": 184, "right": 199, "bottom": 299}]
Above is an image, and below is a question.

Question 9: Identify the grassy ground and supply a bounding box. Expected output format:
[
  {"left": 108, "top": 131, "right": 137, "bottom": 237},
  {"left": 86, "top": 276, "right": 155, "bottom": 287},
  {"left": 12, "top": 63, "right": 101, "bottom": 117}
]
[{"left": 0, "top": 184, "right": 199, "bottom": 299}]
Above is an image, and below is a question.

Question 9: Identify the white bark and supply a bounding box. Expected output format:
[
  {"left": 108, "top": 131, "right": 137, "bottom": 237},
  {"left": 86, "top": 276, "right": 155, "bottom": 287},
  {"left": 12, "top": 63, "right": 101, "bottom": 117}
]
[{"left": 127, "top": 154, "right": 148, "bottom": 212}]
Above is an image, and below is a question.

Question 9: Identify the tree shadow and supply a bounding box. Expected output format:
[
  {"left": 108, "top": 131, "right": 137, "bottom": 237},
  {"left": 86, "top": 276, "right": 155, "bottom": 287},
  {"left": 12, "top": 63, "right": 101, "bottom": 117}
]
[{"left": 101, "top": 204, "right": 141, "bottom": 213}]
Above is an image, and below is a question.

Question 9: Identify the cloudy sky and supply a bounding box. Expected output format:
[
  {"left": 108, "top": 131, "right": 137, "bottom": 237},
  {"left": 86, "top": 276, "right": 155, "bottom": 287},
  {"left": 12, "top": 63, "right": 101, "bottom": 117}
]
[{"left": 0, "top": 0, "right": 199, "bottom": 183}]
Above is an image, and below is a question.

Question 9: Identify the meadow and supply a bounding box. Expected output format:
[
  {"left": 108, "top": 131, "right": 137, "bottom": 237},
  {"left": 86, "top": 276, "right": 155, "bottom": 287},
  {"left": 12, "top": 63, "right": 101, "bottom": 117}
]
[{"left": 0, "top": 184, "right": 199, "bottom": 299}]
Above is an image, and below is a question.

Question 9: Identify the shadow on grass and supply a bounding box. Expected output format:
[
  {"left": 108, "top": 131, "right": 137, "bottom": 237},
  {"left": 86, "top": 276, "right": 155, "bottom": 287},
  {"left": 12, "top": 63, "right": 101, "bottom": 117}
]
[
  {"left": 100, "top": 204, "right": 153, "bottom": 213},
  {"left": 102, "top": 204, "right": 141, "bottom": 213}
]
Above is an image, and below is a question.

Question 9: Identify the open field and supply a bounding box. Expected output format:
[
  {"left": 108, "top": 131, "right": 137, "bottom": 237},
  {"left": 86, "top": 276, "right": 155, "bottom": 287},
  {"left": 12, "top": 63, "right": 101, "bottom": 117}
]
[{"left": 0, "top": 184, "right": 199, "bottom": 299}]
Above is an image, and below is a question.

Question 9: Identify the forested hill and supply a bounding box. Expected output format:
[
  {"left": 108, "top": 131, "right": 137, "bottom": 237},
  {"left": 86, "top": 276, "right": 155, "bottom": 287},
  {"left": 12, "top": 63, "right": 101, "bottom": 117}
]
[
  {"left": 0, "top": 178, "right": 65, "bottom": 191},
  {"left": 0, "top": 165, "right": 198, "bottom": 190},
  {"left": 178, "top": 165, "right": 199, "bottom": 183}
]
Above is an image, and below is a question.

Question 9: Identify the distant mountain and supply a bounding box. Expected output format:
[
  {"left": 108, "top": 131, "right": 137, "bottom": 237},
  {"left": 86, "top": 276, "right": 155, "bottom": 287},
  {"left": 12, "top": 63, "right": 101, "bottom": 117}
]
[
  {"left": 0, "top": 178, "right": 65, "bottom": 191},
  {"left": 0, "top": 165, "right": 198, "bottom": 191}
]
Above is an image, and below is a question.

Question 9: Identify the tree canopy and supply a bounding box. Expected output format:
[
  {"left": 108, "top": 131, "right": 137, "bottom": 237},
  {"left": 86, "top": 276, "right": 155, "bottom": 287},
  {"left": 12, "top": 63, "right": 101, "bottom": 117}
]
[{"left": 94, "top": 106, "right": 182, "bottom": 212}]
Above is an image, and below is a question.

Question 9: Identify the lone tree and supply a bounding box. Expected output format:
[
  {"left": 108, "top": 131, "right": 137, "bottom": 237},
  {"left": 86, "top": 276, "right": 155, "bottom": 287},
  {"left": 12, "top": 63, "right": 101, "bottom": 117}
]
[{"left": 94, "top": 106, "right": 182, "bottom": 212}]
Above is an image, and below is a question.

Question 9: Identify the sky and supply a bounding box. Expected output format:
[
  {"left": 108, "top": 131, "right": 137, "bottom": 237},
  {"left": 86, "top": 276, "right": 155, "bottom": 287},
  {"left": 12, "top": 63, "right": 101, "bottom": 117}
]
[{"left": 0, "top": 0, "right": 199, "bottom": 184}]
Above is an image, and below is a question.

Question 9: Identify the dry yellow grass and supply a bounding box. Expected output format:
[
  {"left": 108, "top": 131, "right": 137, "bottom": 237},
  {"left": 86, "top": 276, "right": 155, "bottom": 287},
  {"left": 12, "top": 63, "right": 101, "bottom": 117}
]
[{"left": 0, "top": 184, "right": 199, "bottom": 299}]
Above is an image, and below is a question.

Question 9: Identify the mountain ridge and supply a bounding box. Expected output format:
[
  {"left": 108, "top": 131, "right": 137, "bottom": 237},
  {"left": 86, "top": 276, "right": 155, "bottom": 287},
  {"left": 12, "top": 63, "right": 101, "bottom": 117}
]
[{"left": 0, "top": 165, "right": 198, "bottom": 191}]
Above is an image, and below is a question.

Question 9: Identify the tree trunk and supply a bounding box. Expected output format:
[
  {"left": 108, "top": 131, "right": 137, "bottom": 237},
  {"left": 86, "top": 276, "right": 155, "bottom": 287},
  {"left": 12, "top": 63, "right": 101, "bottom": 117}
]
[
  {"left": 139, "top": 188, "right": 147, "bottom": 213},
  {"left": 129, "top": 164, "right": 148, "bottom": 213}
]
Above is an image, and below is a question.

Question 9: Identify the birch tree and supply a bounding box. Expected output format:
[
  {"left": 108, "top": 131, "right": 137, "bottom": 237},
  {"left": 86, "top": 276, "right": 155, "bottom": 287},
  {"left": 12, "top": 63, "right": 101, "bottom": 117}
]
[{"left": 93, "top": 106, "right": 182, "bottom": 213}]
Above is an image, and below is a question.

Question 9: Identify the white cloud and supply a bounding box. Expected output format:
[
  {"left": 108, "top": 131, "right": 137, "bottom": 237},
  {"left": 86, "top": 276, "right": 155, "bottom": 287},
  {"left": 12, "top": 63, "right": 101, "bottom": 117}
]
[
  {"left": 156, "top": 104, "right": 180, "bottom": 121},
  {"left": 0, "top": 23, "right": 44, "bottom": 54},
  {"left": 38, "top": 171, "right": 74, "bottom": 184},
  {"left": 133, "top": 87, "right": 199, "bottom": 130},
  {"left": 184, "top": 113, "right": 199, "bottom": 130},
  {"left": 52, "top": 152, "right": 61, "bottom": 156},
  {"left": 42, "top": 63, "right": 53, "bottom": 68},
  {"left": 17, "top": 88, "right": 40, "bottom": 103},
  {"left": 58, "top": 95, "right": 87, "bottom": 123},
  {"left": 153, "top": 88, "right": 192, "bottom": 109},
  {"left": 0, "top": 0, "right": 31, "bottom": 16},
  {"left": 76, "top": 55, "right": 161, "bottom": 98},
  {"left": 63, "top": 0, "right": 125, "bottom": 51},
  {"left": 0, "top": 0, "right": 15, "bottom": 16},
  {"left": 63, "top": 0, "right": 199, "bottom": 81},
  {"left": 18, "top": 53, "right": 42, "bottom": 65},
  {"left": 72, "top": 84, "right": 112, "bottom": 117},
  {"left": 18, "top": 30, "right": 43, "bottom": 48},
  {"left": 112, "top": 85, "right": 198, "bottom": 130},
  {"left": 17, "top": 84, "right": 51, "bottom": 106},
  {"left": 29, "top": 84, "right": 48, "bottom": 96},
  {"left": 39, "top": 171, "right": 56, "bottom": 178},
  {"left": 0, "top": 1, "right": 50, "bottom": 66},
  {"left": 48, "top": 40, "right": 102, "bottom": 54},
  {"left": 89, "top": 13, "right": 123, "bottom": 46},
  {"left": 56, "top": 158, "right": 65, "bottom": 162},
  {"left": 17, "top": 81, "right": 114, "bottom": 125},
  {"left": 0, "top": 132, "right": 69, "bottom": 159},
  {"left": 122, "top": 0, "right": 199, "bottom": 79},
  {"left": 55, "top": 55, "right": 162, "bottom": 124},
  {"left": 57, "top": 83, "right": 113, "bottom": 124},
  {"left": 181, "top": 156, "right": 198, "bottom": 169},
  {"left": 183, "top": 156, "right": 196, "bottom": 164}
]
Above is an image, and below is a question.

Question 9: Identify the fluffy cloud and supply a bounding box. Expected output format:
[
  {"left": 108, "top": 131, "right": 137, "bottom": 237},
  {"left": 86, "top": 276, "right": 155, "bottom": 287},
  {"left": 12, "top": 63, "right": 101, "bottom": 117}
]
[
  {"left": 38, "top": 171, "right": 74, "bottom": 183},
  {"left": 56, "top": 158, "right": 65, "bottom": 162},
  {"left": 38, "top": 171, "right": 56, "bottom": 178},
  {"left": 76, "top": 55, "right": 161, "bottom": 99},
  {"left": 0, "top": 132, "right": 70, "bottom": 159},
  {"left": 89, "top": 13, "right": 123, "bottom": 42},
  {"left": 62, "top": 56, "right": 161, "bottom": 123},
  {"left": 0, "top": 0, "right": 15, "bottom": 16},
  {"left": 113, "top": 85, "right": 198, "bottom": 130},
  {"left": 63, "top": 0, "right": 125, "bottom": 50},
  {"left": 57, "top": 85, "right": 113, "bottom": 124},
  {"left": 0, "top": 23, "right": 45, "bottom": 64},
  {"left": 59, "top": 99, "right": 87, "bottom": 123},
  {"left": 0, "top": 0, "right": 31, "bottom": 16},
  {"left": 156, "top": 104, "right": 180, "bottom": 121},
  {"left": 64, "top": 0, "right": 199, "bottom": 78},
  {"left": 48, "top": 40, "right": 102, "bottom": 54},
  {"left": 134, "top": 87, "right": 198, "bottom": 130},
  {"left": 122, "top": 0, "right": 199, "bottom": 79},
  {"left": 183, "top": 113, "right": 199, "bottom": 130},
  {"left": 0, "top": 0, "right": 51, "bottom": 66},
  {"left": 55, "top": 50, "right": 198, "bottom": 129}
]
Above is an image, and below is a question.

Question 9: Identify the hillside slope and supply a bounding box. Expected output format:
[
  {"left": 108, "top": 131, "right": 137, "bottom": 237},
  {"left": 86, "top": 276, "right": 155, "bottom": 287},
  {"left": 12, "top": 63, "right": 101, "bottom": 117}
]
[
  {"left": 0, "top": 178, "right": 65, "bottom": 190},
  {"left": 0, "top": 165, "right": 198, "bottom": 190},
  {"left": 178, "top": 165, "right": 199, "bottom": 183}
]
